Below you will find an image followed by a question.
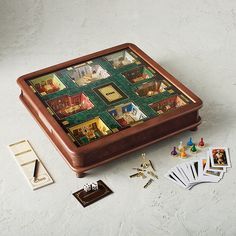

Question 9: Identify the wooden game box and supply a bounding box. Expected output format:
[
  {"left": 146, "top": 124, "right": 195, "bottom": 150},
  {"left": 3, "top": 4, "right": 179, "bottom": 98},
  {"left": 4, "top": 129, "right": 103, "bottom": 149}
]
[{"left": 17, "top": 43, "right": 202, "bottom": 177}]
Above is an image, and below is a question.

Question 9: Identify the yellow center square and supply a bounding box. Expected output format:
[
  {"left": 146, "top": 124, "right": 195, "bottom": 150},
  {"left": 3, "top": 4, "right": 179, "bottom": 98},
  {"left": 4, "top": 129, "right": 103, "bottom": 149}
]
[{"left": 98, "top": 85, "right": 123, "bottom": 102}]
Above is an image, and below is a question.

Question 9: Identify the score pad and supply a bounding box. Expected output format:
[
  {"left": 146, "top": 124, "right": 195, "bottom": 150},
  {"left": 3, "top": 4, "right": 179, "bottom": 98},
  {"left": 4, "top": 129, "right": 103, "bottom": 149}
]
[{"left": 8, "top": 140, "right": 54, "bottom": 190}]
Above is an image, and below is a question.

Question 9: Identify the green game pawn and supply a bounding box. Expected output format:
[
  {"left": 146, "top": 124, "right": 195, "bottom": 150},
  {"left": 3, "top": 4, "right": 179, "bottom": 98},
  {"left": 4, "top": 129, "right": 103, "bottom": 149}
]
[{"left": 190, "top": 144, "right": 197, "bottom": 153}]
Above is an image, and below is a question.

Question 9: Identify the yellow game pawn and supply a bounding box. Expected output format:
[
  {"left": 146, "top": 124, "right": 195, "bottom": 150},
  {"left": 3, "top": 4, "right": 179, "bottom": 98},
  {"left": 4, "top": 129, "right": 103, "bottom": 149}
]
[{"left": 180, "top": 149, "right": 187, "bottom": 158}]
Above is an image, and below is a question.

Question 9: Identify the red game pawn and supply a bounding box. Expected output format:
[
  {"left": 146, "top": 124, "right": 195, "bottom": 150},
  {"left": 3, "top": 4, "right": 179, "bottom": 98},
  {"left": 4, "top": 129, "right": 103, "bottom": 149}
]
[{"left": 198, "top": 138, "right": 205, "bottom": 147}]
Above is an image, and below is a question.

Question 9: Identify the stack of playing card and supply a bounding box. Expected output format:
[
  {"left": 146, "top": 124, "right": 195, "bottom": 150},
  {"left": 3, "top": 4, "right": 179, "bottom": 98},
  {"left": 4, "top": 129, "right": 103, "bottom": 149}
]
[{"left": 165, "top": 147, "right": 231, "bottom": 190}]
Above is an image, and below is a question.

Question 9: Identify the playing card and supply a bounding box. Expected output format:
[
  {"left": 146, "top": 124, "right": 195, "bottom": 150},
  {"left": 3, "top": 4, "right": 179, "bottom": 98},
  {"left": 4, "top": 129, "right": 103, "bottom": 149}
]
[
  {"left": 172, "top": 166, "right": 191, "bottom": 188},
  {"left": 165, "top": 146, "right": 231, "bottom": 190},
  {"left": 209, "top": 147, "right": 231, "bottom": 168},
  {"left": 164, "top": 171, "right": 186, "bottom": 189},
  {"left": 178, "top": 164, "right": 198, "bottom": 189},
  {"left": 207, "top": 152, "right": 226, "bottom": 173},
  {"left": 186, "top": 162, "right": 198, "bottom": 183},
  {"left": 176, "top": 164, "right": 192, "bottom": 186},
  {"left": 189, "top": 160, "right": 210, "bottom": 186},
  {"left": 191, "top": 161, "right": 199, "bottom": 179},
  {"left": 181, "top": 163, "right": 196, "bottom": 184},
  {"left": 198, "top": 157, "right": 220, "bottom": 183},
  {"left": 203, "top": 153, "right": 224, "bottom": 180},
  {"left": 170, "top": 170, "right": 189, "bottom": 188},
  {"left": 198, "top": 158, "right": 207, "bottom": 177}
]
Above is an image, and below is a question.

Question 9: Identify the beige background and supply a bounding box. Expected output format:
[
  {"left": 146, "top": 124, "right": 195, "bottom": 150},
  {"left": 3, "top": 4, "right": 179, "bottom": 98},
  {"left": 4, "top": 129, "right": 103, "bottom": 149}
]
[{"left": 0, "top": 0, "right": 236, "bottom": 235}]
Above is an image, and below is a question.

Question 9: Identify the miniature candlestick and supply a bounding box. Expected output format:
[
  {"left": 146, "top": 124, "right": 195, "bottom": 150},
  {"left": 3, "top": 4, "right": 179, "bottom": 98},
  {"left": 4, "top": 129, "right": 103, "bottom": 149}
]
[{"left": 141, "top": 153, "right": 149, "bottom": 168}]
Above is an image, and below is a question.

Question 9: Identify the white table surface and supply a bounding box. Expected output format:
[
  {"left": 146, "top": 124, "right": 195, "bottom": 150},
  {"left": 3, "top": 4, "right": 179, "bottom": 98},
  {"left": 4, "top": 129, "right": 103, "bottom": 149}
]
[{"left": 0, "top": 1, "right": 236, "bottom": 235}]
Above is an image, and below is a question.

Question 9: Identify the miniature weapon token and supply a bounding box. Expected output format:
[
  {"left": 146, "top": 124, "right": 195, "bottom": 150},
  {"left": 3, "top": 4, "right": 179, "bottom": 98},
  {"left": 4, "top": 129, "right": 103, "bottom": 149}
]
[
  {"left": 130, "top": 172, "right": 142, "bottom": 178},
  {"left": 144, "top": 178, "right": 154, "bottom": 188},
  {"left": 147, "top": 171, "right": 158, "bottom": 179},
  {"left": 141, "top": 153, "right": 150, "bottom": 168},
  {"left": 149, "top": 160, "right": 155, "bottom": 171}
]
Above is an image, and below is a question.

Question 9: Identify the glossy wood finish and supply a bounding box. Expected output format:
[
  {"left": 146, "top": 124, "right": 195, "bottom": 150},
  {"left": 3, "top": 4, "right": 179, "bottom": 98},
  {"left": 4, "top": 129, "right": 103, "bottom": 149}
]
[{"left": 17, "top": 43, "right": 203, "bottom": 177}]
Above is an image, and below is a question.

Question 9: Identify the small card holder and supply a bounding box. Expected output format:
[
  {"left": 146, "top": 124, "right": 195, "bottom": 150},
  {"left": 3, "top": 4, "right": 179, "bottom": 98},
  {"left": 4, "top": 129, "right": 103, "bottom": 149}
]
[{"left": 8, "top": 140, "right": 54, "bottom": 190}]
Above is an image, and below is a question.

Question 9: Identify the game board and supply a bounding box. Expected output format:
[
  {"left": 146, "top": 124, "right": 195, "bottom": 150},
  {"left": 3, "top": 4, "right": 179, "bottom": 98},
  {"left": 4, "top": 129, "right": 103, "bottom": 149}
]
[{"left": 17, "top": 43, "right": 202, "bottom": 177}]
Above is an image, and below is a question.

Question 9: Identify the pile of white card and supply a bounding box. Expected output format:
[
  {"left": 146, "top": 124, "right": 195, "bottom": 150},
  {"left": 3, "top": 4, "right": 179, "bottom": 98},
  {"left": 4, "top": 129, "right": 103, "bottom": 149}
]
[{"left": 165, "top": 147, "right": 231, "bottom": 190}]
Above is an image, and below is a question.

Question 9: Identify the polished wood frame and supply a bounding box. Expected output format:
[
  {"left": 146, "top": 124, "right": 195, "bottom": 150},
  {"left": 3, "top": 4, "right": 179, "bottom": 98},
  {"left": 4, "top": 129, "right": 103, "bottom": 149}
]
[{"left": 17, "top": 43, "right": 202, "bottom": 177}]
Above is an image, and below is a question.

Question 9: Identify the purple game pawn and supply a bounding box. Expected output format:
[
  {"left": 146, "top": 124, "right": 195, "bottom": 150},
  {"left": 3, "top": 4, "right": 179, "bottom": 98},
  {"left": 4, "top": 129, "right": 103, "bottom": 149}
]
[{"left": 171, "top": 146, "right": 178, "bottom": 156}]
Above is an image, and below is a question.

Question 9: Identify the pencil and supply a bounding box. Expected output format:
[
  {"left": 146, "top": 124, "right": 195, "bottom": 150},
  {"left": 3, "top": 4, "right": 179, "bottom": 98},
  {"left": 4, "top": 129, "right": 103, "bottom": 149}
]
[
  {"left": 149, "top": 160, "right": 155, "bottom": 171},
  {"left": 33, "top": 159, "right": 39, "bottom": 182}
]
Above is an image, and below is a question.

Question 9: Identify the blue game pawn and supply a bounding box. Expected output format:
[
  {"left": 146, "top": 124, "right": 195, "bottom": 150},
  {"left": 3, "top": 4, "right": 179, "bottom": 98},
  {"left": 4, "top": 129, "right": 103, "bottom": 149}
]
[
  {"left": 187, "top": 137, "right": 194, "bottom": 146},
  {"left": 171, "top": 146, "right": 178, "bottom": 156}
]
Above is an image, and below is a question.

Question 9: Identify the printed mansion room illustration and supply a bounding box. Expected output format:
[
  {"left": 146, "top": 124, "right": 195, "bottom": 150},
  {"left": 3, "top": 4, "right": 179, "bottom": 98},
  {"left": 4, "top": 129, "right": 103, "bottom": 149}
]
[
  {"left": 47, "top": 93, "right": 94, "bottom": 119},
  {"left": 135, "top": 78, "right": 169, "bottom": 97},
  {"left": 105, "top": 50, "right": 137, "bottom": 68},
  {"left": 122, "top": 66, "right": 154, "bottom": 83},
  {"left": 26, "top": 49, "right": 191, "bottom": 147},
  {"left": 67, "top": 102, "right": 147, "bottom": 145},
  {"left": 108, "top": 102, "right": 146, "bottom": 128},
  {"left": 30, "top": 73, "right": 66, "bottom": 95},
  {"left": 67, "top": 63, "right": 110, "bottom": 86},
  {"left": 150, "top": 95, "right": 187, "bottom": 115},
  {"left": 69, "top": 117, "right": 112, "bottom": 145}
]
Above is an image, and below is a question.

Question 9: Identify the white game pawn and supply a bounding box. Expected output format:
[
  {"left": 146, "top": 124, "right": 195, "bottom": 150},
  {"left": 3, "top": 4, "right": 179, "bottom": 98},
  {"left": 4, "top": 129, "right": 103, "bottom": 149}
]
[
  {"left": 178, "top": 141, "right": 184, "bottom": 151},
  {"left": 91, "top": 182, "right": 98, "bottom": 191}
]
